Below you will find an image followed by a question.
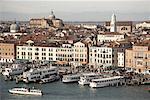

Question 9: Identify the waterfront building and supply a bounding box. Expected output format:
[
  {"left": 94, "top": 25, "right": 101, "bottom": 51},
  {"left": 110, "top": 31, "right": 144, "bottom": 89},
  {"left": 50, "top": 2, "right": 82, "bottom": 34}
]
[
  {"left": 0, "top": 42, "right": 16, "bottom": 63},
  {"left": 56, "top": 43, "right": 73, "bottom": 63},
  {"left": 110, "top": 41, "right": 132, "bottom": 68},
  {"left": 125, "top": 40, "right": 150, "bottom": 74},
  {"left": 16, "top": 40, "right": 57, "bottom": 61},
  {"left": 89, "top": 46, "right": 113, "bottom": 68},
  {"left": 89, "top": 40, "right": 132, "bottom": 68},
  {"left": 97, "top": 32, "right": 125, "bottom": 43},
  {"left": 72, "top": 41, "right": 88, "bottom": 66},
  {"left": 117, "top": 52, "right": 125, "bottom": 67},
  {"left": 16, "top": 40, "right": 88, "bottom": 66}
]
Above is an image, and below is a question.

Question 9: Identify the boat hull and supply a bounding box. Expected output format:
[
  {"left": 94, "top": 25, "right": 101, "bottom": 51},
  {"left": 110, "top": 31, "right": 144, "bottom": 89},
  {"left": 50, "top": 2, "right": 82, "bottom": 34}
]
[
  {"left": 9, "top": 90, "right": 42, "bottom": 96},
  {"left": 78, "top": 80, "right": 90, "bottom": 85},
  {"left": 62, "top": 79, "right": 79, "bottom": 83}
]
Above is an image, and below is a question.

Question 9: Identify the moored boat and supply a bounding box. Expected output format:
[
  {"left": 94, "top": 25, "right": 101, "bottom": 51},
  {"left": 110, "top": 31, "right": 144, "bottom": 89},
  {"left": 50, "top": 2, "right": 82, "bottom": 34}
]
[
  {"left": 2, "top": 64, "right": 25, "bottom": 76},
  {"left": 89, "top": 76, "right": 124, "bottom": 88},
  {"left": 23, "top": 66, "right": 58, "bottom": 83},
  {"left": 8, "top": 87, "right": 42, "bottom": 95},
  {"left": 62, "top": 74, "right": 80, "bottom": 83},
  {"left": 78, "top": 73, "right": 101, "bottom": 85},
  {"left": 39, "top": 75, "right": 60, "bottom": 84}
]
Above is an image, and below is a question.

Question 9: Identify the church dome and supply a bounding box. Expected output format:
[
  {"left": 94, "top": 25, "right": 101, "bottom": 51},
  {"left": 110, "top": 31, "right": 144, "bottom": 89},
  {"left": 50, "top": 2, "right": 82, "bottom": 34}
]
[
  {"left": 10, "top": 22, "right": 20, "bottom": 33},
  {"left": 49, "top": 11, "right": 55, "bottom": 19}
]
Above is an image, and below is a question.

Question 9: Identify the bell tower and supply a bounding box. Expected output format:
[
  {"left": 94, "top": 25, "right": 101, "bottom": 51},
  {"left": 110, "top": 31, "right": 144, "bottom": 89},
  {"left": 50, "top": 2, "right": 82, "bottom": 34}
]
[{"left": 110, "top": 14, "right": 117, "bottom": 32}]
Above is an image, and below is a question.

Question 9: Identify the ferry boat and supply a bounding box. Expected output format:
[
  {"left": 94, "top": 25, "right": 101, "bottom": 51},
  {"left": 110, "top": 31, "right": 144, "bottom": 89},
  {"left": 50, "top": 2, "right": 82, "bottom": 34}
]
[
  {"left": 62, "top": 74, "right": 80, "bottom": 83},
  {"left": 8, "top": 87, "right": 42, "bottom": 95},
  {"left": 89, "top": 76, "right": 124, "bottom": 88},
  {"left": 39, "top": 75, "right": 60, "bottom": 84},
  {"left": 78, "top": 73, "right": 101, "bottom": 85},
  {"left": 23, "top": 66, "right": 58, "bottom": 83},
  {"left": 2, "top": 64, "right": 25, "bottom": 76}
]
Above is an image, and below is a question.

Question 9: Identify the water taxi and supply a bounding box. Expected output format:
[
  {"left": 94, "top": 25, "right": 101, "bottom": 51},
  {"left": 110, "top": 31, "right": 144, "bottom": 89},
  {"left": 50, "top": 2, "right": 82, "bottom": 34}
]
[
  {"left": 89, "top": 76, "right": 124, "bottom": 88},
  {"left": 62, "top": 74, "right": 80, "bottom": 83},
  {"left": 8, "top": 87, "right": 42, "bottom": 95},
  {"left": 78, "top": 73, "right": 101, "bottom": 85}
]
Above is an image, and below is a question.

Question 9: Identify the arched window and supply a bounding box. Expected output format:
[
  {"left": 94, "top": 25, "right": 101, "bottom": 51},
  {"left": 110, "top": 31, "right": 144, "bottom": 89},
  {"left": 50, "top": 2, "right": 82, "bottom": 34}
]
[{"left": 121, "top": 27, "right": 128, "bottom": 30}]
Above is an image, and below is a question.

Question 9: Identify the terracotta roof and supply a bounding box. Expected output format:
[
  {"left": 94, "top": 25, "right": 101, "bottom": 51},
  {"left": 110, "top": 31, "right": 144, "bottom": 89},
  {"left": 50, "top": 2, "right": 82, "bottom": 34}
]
[
  {"left": 134, "top": 40, "right": 150, "bottom": 47},
  {"left": 99, "top": 32, "right": 123, "bottom": 35}
]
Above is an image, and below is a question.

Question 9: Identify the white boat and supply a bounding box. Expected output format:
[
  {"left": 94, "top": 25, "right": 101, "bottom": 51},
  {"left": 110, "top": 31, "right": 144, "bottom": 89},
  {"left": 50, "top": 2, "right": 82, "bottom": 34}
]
[
  {"left": 89, "top": 76, "right": 124, "bottom": 88},
  {"left": 8, "top": 87, "right": 42, "bottom": 95},
  {"left": 78, "top": 73, "right": 101, "bottom": 85},
  {"left": 2, "top": 64, "right": 25, "bottom": 76},
  {"left": 62, "top": 74, "right": 80, "bottom": 83},
  {"left": 23, "top": 66, "right": 58, "bottom": 83},
  {"left": 39, "top": 75, "right": 60, "bottom": 84}
]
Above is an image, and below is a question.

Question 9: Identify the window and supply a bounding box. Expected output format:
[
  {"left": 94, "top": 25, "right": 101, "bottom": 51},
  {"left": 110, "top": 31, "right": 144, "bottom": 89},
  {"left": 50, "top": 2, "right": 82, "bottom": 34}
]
[
  {"left": 106, "top": 54, "right": 108, "bottom": 58},
  {"left": 42, "top": 57, "right": 46, "bottom": 60},
  {"left": 121, "top": 27, "right": 128, "bottom": 30},
  {"left": 35, "top": 53, "right": 39, "bottom": 55},
  {"left": 42, "top": 48, "right": 46, "bottom": 51},
  {"left": 42, "top": 53, "right": 46, "bottom": 56},
  {"left": 80, "top": 59, "right": 83, "bottom": 62},
  {"left": 49, "top": 53, "right": 53, "bottom": 56},
  {"left": 90, "top": 49, "right": 92, "bottom": 52},
  {"left": 35, "top": 48, "right": 39, "bottom": 51},
  {"left": 109, "top": 55, "right": 111, "bottom": 58},
  {"left": 28, "top": 48, "right": 32, "bottom": 50},
  {"left": 106, "top": 60, "right": 108, "bottom": 63},
  {"left": 22, "top": 48, "right": 26, "bottom": 50}
]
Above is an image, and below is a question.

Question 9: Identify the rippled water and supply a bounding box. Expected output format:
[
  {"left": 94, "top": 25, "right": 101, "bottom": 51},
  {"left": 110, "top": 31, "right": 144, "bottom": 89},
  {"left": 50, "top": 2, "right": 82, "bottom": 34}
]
[{"left": 0, "top": 75, "right": 150, "bottom": 100}]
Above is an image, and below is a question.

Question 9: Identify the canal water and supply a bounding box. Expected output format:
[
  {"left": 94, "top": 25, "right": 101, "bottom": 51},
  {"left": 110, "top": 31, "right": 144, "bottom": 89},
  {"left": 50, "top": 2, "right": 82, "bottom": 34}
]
[{"left": 0, "top": 75, "right": 149, "bottom": 100}]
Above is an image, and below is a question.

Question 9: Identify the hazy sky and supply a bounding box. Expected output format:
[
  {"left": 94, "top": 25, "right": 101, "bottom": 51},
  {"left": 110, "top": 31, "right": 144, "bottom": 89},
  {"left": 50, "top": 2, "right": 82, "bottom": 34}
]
[{"left": 0, "top": 0, "right": 150, "bottom": 21}]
